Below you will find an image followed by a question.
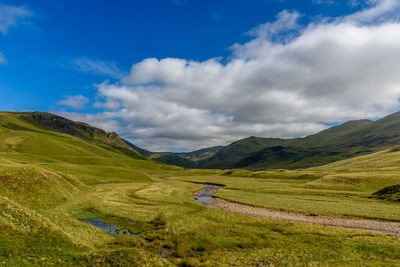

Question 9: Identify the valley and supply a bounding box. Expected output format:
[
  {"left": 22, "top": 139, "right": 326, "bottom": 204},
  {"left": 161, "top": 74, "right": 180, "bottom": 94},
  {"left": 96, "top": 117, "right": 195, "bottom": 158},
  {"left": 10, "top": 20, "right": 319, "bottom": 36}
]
[
  {"left": 152, "top": 113, "right": 400, "bottom": 170},
  {"left": 1, "top": 112, "right": 400, "bottom": 266}
]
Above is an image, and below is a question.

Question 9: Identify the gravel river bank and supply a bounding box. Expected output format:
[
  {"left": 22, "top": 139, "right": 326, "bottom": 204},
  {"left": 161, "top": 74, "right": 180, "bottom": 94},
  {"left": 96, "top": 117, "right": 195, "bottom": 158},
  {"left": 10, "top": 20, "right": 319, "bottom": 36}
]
[{"left": 194, "top": 184, "right": 400, "bottom": 237}]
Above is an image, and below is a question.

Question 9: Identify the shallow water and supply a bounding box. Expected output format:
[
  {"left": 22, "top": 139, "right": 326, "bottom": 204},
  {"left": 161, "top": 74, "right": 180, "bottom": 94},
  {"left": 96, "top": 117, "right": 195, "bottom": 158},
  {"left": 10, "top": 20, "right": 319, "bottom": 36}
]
[
  {"left": 82, "top": 218, "right": 132, "bottom": 235},
  {"left": 194, "top": 184, "right": 223, "bottom": 208},
  {"left": 349, "top": 227, "right": 400, "bottom": 238}
]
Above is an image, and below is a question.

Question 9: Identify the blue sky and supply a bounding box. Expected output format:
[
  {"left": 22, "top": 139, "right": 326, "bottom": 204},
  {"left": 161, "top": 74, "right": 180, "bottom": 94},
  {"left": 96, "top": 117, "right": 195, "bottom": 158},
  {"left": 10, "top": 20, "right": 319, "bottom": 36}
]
[
  {"left": 1, "top": 0, "right": 400, "bottom": 151},
  {"left": 0, "top": 0, "right": 362, "bottom": 112}
]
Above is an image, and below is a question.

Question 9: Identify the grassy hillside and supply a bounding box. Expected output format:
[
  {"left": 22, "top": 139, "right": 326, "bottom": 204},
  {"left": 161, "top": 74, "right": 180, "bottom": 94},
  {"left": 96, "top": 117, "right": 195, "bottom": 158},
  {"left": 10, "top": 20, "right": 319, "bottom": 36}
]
[
  {"left": 1, "top": 111, "right": 400, "bottom": 266},
  {"left": 0, "top": 111, "right": 180, "bottom": 265},
  {"left": 19, "top": 111, "right": 133, "bottom": 150},
  {"left": 200, "top": 112, "right": 400, "bottom": 170},
  {"left": 0, "top": 112, "right": 174, "bottom": 184}
]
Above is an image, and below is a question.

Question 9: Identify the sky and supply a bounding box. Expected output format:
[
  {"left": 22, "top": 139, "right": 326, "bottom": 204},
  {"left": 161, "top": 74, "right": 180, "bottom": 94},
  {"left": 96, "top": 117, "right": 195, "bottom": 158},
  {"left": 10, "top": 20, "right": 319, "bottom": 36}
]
[{"left": 1, "top": 0, "right": 400, "bottom": 152}]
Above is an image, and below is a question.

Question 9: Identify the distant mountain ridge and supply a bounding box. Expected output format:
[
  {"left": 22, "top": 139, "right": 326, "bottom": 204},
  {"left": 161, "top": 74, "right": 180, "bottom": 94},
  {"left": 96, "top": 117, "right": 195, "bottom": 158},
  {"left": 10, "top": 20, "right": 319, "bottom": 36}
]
[
  {"left": 123, "top": 139, "right": 152, "bottom": 156},
  {"left": 199, "top": 112, "right": 400, "bottom": 170},
  {"left": 145, "top": 146, "right": 224, "bottom": 168},
  {"left": 123, "top": 112, "right": 400, "bottom": 170}
]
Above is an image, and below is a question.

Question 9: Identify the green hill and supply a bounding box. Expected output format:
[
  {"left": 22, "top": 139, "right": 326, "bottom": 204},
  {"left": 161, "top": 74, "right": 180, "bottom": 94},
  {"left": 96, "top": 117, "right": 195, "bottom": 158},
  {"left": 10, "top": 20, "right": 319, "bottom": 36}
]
[
  {"left": 20, "top": 111, "right": 133, "bottom": 150},
  {"left": 200, "top": 112, "right": 400, "bottom": 169},
  {"left": 0, "top": 111, "right": 180, "bottom": 186},
  {"left": 0, "top": 111, "right": 180, "bottom": 265}
]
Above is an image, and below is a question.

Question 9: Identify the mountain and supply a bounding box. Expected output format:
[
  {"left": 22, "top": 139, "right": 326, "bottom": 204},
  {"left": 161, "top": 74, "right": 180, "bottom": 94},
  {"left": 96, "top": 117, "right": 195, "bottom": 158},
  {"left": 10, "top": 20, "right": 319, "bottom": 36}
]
[
  {"left": 20, "top": 111, "right": 133, "bottom": 150},
  {"left": 150, "top": 153, "right": 197, "bottom": 168},
  {"left": 0, "top": 111, "right": 176, "bottom": 186},
  {"left": 123, "top": 138, "right": 152, "bottom": 156},
  {"left": 122, "top": 136, "right": 223, "bottom": 168},
  {"left": 149, "top": 146, "right": 224, "bottom": 168},
  {"left": 199, "top": 112, "right": 400, "bottom": 170}
]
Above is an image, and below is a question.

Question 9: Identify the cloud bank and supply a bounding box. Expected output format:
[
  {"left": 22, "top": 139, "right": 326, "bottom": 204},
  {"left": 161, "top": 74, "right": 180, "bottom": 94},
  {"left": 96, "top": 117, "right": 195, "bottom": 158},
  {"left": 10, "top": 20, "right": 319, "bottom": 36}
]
[{"left": 63, "top": 0, "right": 400, "bottom": 151}]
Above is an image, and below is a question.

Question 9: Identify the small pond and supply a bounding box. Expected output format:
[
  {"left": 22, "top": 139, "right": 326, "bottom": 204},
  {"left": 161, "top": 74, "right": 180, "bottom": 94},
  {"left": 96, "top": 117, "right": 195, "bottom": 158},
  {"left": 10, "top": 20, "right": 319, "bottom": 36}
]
[{"left": 82, "top": 218, "right": 133, "bottom": 236}]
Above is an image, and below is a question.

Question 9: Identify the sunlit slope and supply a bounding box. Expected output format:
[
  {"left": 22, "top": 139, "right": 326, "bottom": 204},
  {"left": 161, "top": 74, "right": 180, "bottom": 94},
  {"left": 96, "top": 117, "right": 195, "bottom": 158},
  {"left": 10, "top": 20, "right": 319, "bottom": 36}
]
[
  {"left": 307, "top": 147, "right": 400, "bottom": 193},
  {"left": 0, "top": 112, "right": 178, "bottom": 186},
  {"left": 314, "top": 146, "right": 400, "bottom": 173},
  {"left": 0, "top": 112, "right": 179, "bottom": 265}
]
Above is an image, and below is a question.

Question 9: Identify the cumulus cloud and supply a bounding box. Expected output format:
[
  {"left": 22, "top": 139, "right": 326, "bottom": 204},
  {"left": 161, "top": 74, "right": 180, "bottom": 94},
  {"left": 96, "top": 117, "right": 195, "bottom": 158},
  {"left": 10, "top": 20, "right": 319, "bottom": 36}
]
[
  {"left": 62, "top": 0, "right": 400, "bottom": 151},
  {"left": 0, "top": 4, "right": 32, "bottom": 34},
  {"left": 67, "top": 57, "right": 126, "bottom": 79},
  {"left": 57, "top": 95, "right": 89, "bottom": 109}
]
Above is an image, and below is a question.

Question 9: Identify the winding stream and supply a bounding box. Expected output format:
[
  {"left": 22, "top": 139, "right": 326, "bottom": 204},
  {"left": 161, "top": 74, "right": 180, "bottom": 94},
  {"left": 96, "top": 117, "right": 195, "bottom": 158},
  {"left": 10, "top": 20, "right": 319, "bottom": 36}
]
[
  {"left": 193, "top": 184, "right": 224, "bottom": 207},
  {"left": 194, "top": 184, "right": 400, "bottom": 238}
]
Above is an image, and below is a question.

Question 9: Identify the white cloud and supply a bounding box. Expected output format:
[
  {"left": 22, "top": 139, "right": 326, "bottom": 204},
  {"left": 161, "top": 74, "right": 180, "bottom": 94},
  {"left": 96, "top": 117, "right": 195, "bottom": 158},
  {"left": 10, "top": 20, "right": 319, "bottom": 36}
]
[
  {"left": 0, "top": 4, "right": 32, "bottom": 64},
  {"left": 57, "top": 95, "right": 89, "bottom": 109},
  {"left": 344, "top": 0, "right": 400, "bottom": 23},
  {"left": 67, "top": 57, "right": 126, "bottom": 79},
  {"left": 246, "top": 10, "right": 301, "bottom": 42},
  {"left": 0, "top": 52, "right": 6, "bottom": 64},
  {"left": 0, "top": 4, "right": 32, "bottom": 34},
  {"left": 63, "top": 0, "right": 400, "bottom": 151}
]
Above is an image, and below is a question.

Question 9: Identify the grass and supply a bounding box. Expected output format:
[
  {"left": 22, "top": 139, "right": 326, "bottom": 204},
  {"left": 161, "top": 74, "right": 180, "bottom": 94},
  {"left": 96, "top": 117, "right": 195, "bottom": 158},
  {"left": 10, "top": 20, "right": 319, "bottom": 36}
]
[
  {"left": 372, "top": 185, "right": 400, "bottom": 202},
  {"left": 1, "top": 112, "right": 400, "bottom": 266}
]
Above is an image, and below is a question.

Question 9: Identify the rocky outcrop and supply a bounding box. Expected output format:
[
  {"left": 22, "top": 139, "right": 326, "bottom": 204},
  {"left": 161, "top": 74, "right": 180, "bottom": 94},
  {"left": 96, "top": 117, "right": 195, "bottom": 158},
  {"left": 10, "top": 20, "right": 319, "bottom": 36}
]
[{"left": 20, "top": 112, "right": 131, "bottom": 150}]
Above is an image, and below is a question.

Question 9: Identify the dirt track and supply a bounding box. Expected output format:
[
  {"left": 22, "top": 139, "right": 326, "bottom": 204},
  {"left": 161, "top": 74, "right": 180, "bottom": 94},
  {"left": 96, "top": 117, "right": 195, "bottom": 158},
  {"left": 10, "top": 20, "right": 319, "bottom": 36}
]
[{"left": 212, "top": 198, "right": 400, "bottom": 236}]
